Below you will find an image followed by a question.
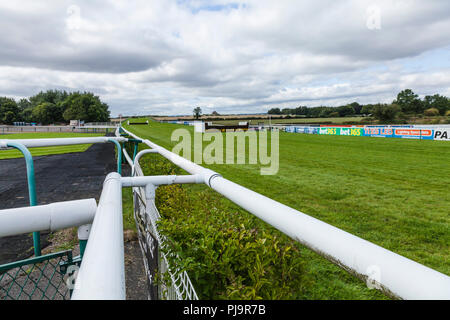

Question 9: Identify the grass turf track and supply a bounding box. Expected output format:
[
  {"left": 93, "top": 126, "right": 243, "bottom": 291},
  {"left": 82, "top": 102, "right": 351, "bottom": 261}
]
[{"left": 125, "top": 119, "right": 449, "bottom": 299}]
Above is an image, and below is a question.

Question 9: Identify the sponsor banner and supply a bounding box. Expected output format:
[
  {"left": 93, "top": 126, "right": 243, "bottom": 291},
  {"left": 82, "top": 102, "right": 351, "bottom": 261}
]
[
  {"left": 434, "top": 128, "right": 450, "bottom": 141},
  {"left": 318, "top": 127, "right": 362, "bottom": 136},
  {"left": 339, "top": 128, "right": 363, "bottom": 136},
  {"left": 284, "top": 125, "right": 448, "bottom": 141},
  {"left": 363, "top": 127, "right": 394, "bottom": 138},
  {"left": 363, "top": 127, "right": 434, "bottom": 139},
  {"left": 366, "top": 125, "right": 413, "bottom": 128},
  {"left": 393, "top": 128, "right": 434, "bottom": 140}
]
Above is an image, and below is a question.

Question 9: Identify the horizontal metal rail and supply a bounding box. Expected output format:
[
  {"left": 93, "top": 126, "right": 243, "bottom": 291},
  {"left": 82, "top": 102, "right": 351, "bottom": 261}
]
[
  {"left": 121, "top": 175, "right": 203, "bottom": 187},
  {"left": 0, "top": 199, "right": 97, "bottom": 238},
  {"left": 120, "top": 126, "right": 450, "bottom": 300},
  {"left": 0, "top": 137, "right": 127, "bottom": 149},
  {"left": 71, "top": 170, "right": 205, "bottom": 300},
  {"left": 71, "top": 173, "right": 125, "bottom": 300},
  {"left": 122, "top": 145, "right": 199, "bottom": 300}
]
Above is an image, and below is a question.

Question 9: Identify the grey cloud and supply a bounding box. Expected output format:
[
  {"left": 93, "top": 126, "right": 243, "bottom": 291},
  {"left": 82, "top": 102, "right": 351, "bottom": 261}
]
[{"left": 0, "top": 1, "right": 449, "bottom": 116}]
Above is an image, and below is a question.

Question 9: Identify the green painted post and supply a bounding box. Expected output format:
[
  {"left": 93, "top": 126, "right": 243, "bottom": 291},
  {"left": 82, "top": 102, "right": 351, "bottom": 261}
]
[
  {"left": 5, "top": 141, "right": 41, "bottom": 256},
  {"left": 108, "top": 139, "right": 122, "bottom": 174},
  {"left": 79, "top": 240, "right": 87, "bottom": 259},
  {"left": 133, "top": 141, "right": 139, "bottom": 161}
]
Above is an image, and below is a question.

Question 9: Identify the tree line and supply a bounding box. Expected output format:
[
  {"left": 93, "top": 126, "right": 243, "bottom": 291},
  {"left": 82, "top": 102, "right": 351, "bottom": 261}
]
[
  {"left": 267, "top": 89, "right": 450, "bottom": 122},
  {"left": 0, "top": 90, "right": 110, "bottom": 125}
]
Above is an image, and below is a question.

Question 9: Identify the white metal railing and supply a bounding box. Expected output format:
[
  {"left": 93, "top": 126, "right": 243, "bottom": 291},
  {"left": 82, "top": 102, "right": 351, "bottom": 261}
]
[
  {"left": 121, "top": 144, "right": 199, "bottom": 300},
  {"left": 3, "top": 131, "right": 447, "bottom": 300},
  {"left": 0, "top": 199, "right": 97, "bottom": 238},
  {"left": 0, "top": 136, "right": 127, "bottom": 149},
  {"left": 72, "top": 173, "right": 125, "bottom": 300},
  {"left": 120, "top": 126, "right": 450, "bottom": 300}
]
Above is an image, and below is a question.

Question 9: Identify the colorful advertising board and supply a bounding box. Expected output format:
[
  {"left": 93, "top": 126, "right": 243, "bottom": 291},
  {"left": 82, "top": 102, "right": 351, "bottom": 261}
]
[
  {"left": 283, "top": 125, "right": 447, "bottom": 141},
  {"left": 363, "top": 127, "right": 393, "bottom": 138},
  {"left": 434, "top": 128, "right": 450, "bottom": 141},
  {"left": 318, "top": 127, "right": 362, "bottom": 136},
  {"left": 393, "top": 128, "right": 434, "bottom": 140}
]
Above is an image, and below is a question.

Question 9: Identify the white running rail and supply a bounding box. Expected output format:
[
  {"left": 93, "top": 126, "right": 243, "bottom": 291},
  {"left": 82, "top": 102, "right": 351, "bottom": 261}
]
[
  {"left": 119, "top": 126, "right": 450, "bottom": 300},
  {"left": 121, "top": 141, "right": 199, "bottom": 300}
]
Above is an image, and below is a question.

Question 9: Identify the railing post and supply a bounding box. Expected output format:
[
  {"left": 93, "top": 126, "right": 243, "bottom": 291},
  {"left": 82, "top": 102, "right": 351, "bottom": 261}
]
[
  {"left": 4, "top": 141, "right": 41, "bottom": 256},
  {"left": 133, "top": 141, "right": 139, "bottom": 161},
  {"left": 107, "top": 138, "right": 122, "bottom": 174},
  {"left": 77, "top": 224, "right": 91, "bottom": 259}
]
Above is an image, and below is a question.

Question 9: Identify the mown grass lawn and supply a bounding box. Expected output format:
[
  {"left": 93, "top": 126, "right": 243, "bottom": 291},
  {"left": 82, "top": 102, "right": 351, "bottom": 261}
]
[
  {"left": 124, "top": 119, "right": 449, "bottom": 299},
  {"left": 0, "top": 132, "right": 104, "bottom": 159}
]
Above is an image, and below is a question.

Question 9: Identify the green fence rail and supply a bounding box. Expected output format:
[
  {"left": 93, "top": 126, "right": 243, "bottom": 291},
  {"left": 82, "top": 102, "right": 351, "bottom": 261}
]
[{"left": 0, "top": 250, "right": 76, "bottom": 300}]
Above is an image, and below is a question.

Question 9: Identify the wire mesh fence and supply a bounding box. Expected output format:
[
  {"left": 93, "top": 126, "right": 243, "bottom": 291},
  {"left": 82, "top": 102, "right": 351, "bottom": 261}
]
[
  {"left": 0, "top": 250, "right": 74, "bottom": 300},
  {"left": 131, "top": 159, "right": 198, "bottom": 300}
]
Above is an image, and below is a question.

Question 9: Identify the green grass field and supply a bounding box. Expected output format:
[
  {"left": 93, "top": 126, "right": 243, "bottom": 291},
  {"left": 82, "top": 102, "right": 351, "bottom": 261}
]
[
  {"left": 124, "top": 119, "right": 449, "bottom": 299},
  {"left": 0, "top": 132, "right": 104, "bottom": 159}
]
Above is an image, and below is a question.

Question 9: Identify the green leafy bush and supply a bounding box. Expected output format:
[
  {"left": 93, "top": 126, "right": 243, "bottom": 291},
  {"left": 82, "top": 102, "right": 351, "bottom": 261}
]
[
  {"left": 424, "top": 108, "right": 440, "bottom": 116},
  {"left": 138, "top": 152, "right": 307, "bottom": 299}
]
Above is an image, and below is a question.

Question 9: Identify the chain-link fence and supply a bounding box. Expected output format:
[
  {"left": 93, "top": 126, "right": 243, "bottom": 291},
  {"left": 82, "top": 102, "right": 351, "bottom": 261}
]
[
  {"left": 131, "top": 159, "right": 198, "bottom": 300},
  {"left": 0, "top": 250, "right": 75, "bottom": 300}
]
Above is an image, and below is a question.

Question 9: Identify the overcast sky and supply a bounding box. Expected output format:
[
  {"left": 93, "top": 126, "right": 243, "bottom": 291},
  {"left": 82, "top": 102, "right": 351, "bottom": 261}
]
[{"left": 0, "top": 0, "right": 449, "bottom": 116}]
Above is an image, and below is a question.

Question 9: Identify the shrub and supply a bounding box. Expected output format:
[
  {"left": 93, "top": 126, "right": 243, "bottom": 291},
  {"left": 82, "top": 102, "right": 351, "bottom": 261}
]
[
  {"left": 138, "top": 152, "right": 307, "bottom": 299},
  {"left": 445, "top": 110, "right": 450, "bottom": 117},
  {"left": 424, "top": 108, "right": 440, "bottom": 117},
  {"left": 431, "top": 118, "right": 441, "bottom": 124},
  {"left": 329, "top": 112, "right": 339, "bottom": 117},
  {"left": 372, "top": 104, "right": 401, "bottom": 122},
  {"left": 360, "top": 117, "right": 373, "bottom": 123}
]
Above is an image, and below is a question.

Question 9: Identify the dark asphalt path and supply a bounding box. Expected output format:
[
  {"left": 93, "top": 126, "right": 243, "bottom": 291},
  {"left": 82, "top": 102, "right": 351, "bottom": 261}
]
[
  {"left": 0, "top": 139, "right": 148, "bottom": 299},
  {"left": 0, "top": 142, "right": 116, "bottom": 263}
]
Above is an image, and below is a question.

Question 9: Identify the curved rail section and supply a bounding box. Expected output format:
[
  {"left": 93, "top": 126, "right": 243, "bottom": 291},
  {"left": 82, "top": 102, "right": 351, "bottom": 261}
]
[{"left": 119, "top": 126, "right": 450, "bottom": 300}]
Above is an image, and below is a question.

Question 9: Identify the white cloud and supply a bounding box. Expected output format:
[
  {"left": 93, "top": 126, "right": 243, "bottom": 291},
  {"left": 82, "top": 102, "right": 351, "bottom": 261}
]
[{"left": 0, "top": 0, "right": 449, "bottom": 116}]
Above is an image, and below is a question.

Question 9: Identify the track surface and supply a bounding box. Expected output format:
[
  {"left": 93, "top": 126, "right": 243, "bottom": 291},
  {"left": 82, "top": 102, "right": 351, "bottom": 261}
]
[
  {"left": 0, "top": 140, "right": 147, "bottom": 299},
  {"left": 0, "top": 142, "right": 116, "bottom": 263}
]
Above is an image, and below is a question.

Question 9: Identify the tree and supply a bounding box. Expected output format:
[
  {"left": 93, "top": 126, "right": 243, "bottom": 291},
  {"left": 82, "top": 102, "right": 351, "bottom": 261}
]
[
  {"left": 423, "top": 94, "right": 450, "bottom": 115},
  {"left": 29, "top": 90, "right": 69, "bottom": 109},
  {"left": 193, "top": 107, "right": 202, "bottom": 120},
  {"left": 349, "top": 102, "right": 362, "bottom": 114},
  {"left": 423, "top": 108, "right": 440, "bottom": 116},
  {"left": 294, "top": 106, "right": 308, "bottom": 115},
  {"left": 372, "top": 104, "right": 401, "bottom": 122},
  {"left": 0, "top": 97, "right": 20, "bottom": 124},
  {"left": 29, "top": 90, "right": 69, "bottom": 122},
  {"left": 281, "top": 108, "right": 292, "bottom": 115},
  {"left": 211, "top": 111, "right": 220, "bottom": 116},
  {"left": 394, "top": 89, "right": 423, "bottom": 115},
  {"left": 62, "top": 92, "right": 110, "bottom": 122},
  {"left": 268, "top": 108, "right": 282, "bottom": 115},
  {"left": 337, "top": 105, "right": 355, "bottom": 117},
  {"left": 17, "top": 98, "right": 31, "bottom": 111},
  {"left": 32, "top": 102, "right": 62, "bottom": 125},
  {"left": 361, "top": 104, "right": 374, "bottom": 115},
  {"left": 21, "top": 107, "right": 34, "bottom": 122}
]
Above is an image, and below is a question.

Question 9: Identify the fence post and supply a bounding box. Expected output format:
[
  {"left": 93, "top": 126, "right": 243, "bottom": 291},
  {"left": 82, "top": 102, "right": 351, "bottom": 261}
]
[
  {"left": 108, "top": 139, "right": 123, "bottom": 174},
  {"left": 78, "top": 224, "right": 91, "bottom": 259},
  {"left": 4, "top": 141, "right": 41, "bottom": 256}
]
